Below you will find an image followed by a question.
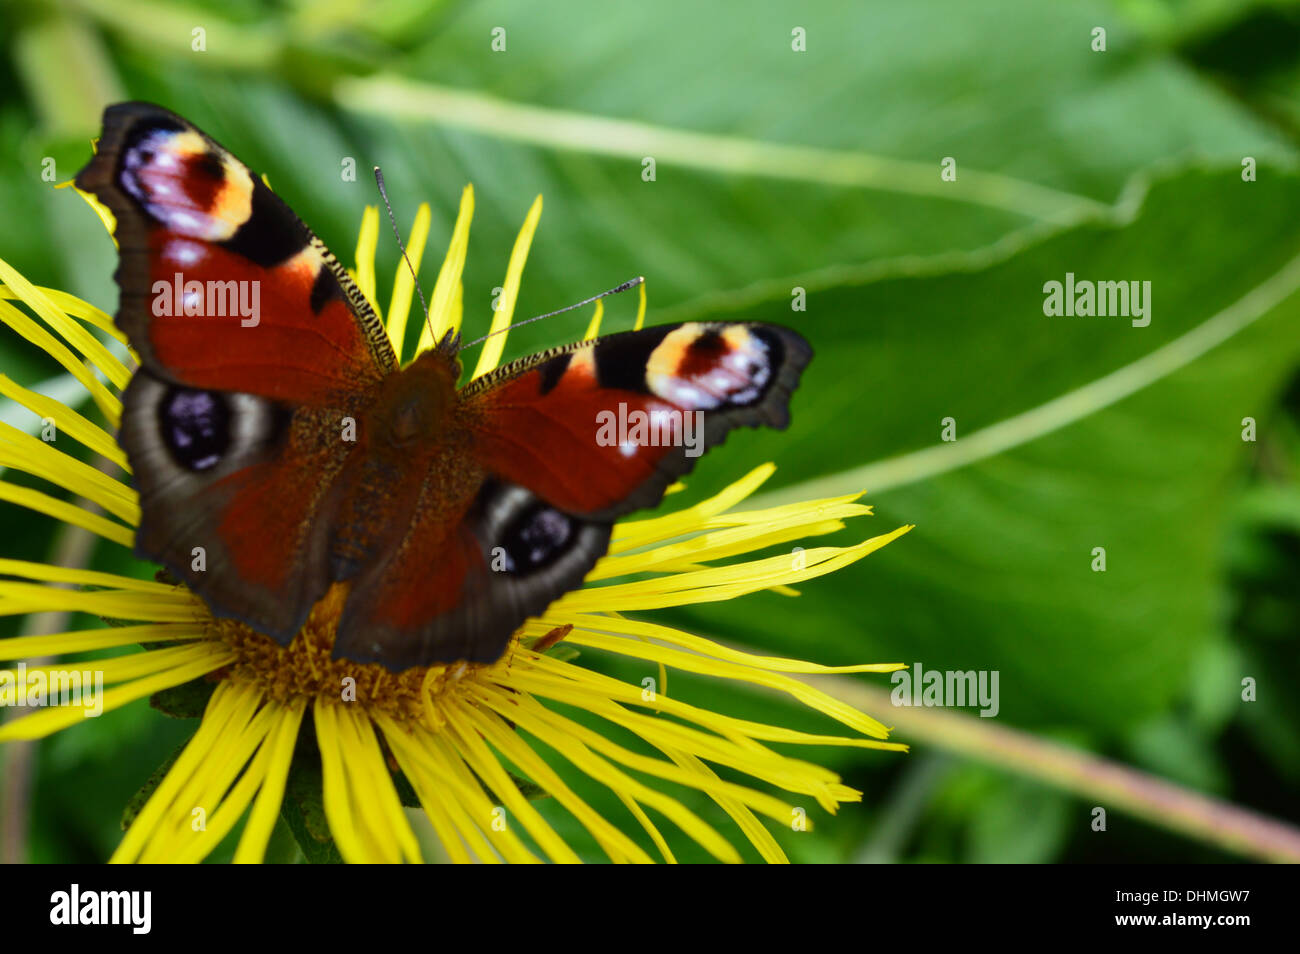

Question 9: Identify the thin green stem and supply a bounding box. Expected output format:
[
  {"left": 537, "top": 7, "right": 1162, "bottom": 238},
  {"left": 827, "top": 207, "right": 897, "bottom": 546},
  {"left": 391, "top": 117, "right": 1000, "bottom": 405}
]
[
  {"left": 852, "top": 752, "right": 952, "bottom": 863},
  {"left": 334, "top": 74, "right": 1105, "bottom": 225},
  {"left": 797, "top": 672, "right": 1300, "bottom": 863},
  {"left": 68, "top": 0, "right": 280, "bottom": 70}
]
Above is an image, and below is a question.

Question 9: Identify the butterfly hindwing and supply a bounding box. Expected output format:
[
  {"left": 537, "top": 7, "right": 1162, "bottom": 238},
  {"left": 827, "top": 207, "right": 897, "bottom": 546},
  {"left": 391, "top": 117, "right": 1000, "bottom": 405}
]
[
  {"left": 118, "top": 370, "right": 356, "bottom": 638},
  {"left": 333, "top": 477, "right": 613, "bottom": 667}
]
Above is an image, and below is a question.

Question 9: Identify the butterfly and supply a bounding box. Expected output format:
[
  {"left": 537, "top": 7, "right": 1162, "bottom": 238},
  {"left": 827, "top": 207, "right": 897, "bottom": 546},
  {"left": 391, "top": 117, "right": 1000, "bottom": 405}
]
[{"left": 75, "top": 102, "right": 812, "bottom": 671}]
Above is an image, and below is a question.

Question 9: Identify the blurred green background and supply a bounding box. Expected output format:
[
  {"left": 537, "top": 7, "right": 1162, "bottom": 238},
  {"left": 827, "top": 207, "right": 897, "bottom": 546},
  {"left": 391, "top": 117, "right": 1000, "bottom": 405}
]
[{"left": 3, "top": 0, "right": 1300, "bottom": 863}]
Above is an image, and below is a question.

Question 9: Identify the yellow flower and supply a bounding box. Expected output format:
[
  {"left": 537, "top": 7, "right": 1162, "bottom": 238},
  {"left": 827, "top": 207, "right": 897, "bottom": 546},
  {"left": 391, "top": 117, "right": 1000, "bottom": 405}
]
[{"left": 0, "top": 181, "right": 911, "bottom": 863}]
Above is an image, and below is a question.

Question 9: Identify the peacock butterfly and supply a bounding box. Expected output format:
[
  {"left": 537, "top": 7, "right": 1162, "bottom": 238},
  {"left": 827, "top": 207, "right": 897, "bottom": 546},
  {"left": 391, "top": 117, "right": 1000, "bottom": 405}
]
[{"left": 75, "top": 102, "right": 812, "bottom": 671}]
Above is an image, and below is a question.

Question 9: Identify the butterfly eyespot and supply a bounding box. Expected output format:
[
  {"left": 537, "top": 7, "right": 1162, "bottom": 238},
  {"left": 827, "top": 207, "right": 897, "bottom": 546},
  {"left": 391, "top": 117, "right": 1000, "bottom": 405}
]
[
  {"left": 158, "top": 387, "right": 231, "bottom": 472},
  {"left": 498, "top": 505, "right": 574, "bottom": 573}
]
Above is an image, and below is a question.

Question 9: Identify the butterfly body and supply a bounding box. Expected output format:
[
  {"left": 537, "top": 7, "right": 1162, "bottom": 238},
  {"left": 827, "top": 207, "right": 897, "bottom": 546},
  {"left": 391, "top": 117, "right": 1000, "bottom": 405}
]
[
  {"left": 327, "top": 345, "right": 467, "bottom": 574},
  {"left": 78, "top": 103, "right": 812, "bottom": 670}
]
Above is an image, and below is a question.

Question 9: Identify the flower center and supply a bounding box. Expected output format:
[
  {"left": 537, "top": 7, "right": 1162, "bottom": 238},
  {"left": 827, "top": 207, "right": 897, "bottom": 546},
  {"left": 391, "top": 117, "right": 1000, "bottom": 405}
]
[{"left": 207, "top": 583, "right": 496, "bottom": 725}]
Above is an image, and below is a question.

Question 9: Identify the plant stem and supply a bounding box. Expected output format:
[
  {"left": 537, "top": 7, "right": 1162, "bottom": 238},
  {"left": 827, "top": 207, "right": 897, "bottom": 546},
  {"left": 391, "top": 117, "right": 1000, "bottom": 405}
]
[
  {"left": 809, "top": 672, "right": 1300, "bottom": 863},
  {"left": 334, "top": 74, "right": 1105, "bottom": 225}
]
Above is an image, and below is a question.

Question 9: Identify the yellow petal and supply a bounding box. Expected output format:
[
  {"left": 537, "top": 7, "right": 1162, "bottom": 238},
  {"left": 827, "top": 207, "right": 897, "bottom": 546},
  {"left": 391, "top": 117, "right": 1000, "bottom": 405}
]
[
  {"left": 385, "top": 203, "right": 432, "bottom": 357},
  {"left": 420, "top": 185, "right": 475, "bottom": 351},
  {"left": 470, "top": 194, "right": 542, "bottom": 379}
]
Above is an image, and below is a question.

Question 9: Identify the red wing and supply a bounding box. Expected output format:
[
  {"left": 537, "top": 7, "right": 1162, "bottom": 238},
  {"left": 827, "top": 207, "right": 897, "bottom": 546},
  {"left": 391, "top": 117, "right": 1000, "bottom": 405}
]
[
  {"left": 333, "top": 475, "right": 613, "bottom": 669},
  {"left": 462, "top": 321, "right": 812, "bottom": 520},
  {"left": 75, "top": 102, "right": 395, "bottom": 405}
]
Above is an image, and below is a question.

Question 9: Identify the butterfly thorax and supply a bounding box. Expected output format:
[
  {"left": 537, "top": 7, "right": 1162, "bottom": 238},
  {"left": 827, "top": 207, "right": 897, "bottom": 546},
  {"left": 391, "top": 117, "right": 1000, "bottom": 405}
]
[
  {"left": 369, "top": 348, "right": 460, "bottom": 447},
  {"left": 327, "top": 348, "right": 472, "bottom": 581}
]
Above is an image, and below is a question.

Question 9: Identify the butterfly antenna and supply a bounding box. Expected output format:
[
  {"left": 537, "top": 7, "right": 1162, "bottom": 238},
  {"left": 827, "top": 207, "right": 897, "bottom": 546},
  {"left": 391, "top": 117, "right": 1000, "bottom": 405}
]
[
  {"left": 374, "top": 166, "right": 437, "bottom": 345},
  {"left": 457, "top": 276, "right": 644, "bottom": 353}
]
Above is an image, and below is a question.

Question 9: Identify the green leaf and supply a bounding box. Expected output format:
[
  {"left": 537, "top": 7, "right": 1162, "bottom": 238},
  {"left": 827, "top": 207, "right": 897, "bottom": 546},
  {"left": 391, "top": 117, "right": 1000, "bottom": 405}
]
[
  {"left": 965, "top": 775, "right": 1071, "bottom": 864},
  {"left": 1127, "top": 715, "right": 1227, "bottom": 793},
  {"left": 674, "top": 165, "right": 1300, "bottom": 733},
  {"left": 280, "top": 751, "right": 345, "bottom": 865},
  {"left": 121, "top": 736, "right": 186, "bottom": 831},
  {"left": 149, "top": 675, "right": 216, "bottom": 719}
]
